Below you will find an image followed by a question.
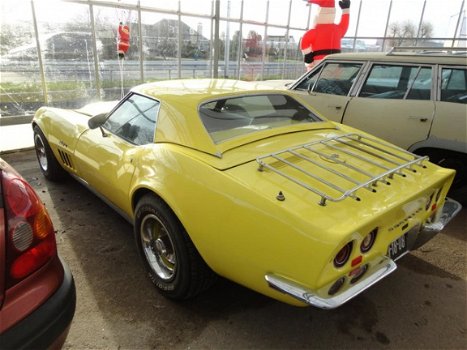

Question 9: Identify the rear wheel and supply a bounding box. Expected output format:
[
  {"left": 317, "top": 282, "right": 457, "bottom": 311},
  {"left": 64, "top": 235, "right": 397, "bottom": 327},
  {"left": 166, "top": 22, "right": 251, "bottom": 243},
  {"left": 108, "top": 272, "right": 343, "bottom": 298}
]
[
  {"left": 134, "top": 194, "right": 215, "bottom": 300},
  {"left": 33, "top": 125, "right": 66, "bottom": 181},
  {"left": 421, "top": 149, "right": 466, "bottom": 190}
]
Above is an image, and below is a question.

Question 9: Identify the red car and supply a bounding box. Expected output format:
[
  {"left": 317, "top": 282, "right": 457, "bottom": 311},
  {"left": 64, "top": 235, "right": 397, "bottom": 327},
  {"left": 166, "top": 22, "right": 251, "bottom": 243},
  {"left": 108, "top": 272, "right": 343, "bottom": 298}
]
[{"left": 0, "top": 158, "right": 76, "bottom": 349}]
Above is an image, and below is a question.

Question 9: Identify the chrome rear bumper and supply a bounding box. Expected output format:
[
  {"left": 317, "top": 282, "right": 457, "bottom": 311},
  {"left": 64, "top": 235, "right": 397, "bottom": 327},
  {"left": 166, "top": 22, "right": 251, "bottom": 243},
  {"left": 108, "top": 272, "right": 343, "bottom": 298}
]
[
  {"left": 410, "top": 197, "right": 462, "bottom": 250},
  {"left": 266, "top": 197, "right": 462, "bottom": 309}
]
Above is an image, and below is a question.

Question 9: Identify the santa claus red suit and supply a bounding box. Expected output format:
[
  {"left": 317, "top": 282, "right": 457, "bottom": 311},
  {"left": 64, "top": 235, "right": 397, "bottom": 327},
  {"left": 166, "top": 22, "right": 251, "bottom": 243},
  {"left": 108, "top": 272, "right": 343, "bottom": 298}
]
[
  {"left": 118, "top": 22, "right": 130, "bottom": 59},
  {"left": 300, "top": 0, "right": 350, "bottom": 70}
]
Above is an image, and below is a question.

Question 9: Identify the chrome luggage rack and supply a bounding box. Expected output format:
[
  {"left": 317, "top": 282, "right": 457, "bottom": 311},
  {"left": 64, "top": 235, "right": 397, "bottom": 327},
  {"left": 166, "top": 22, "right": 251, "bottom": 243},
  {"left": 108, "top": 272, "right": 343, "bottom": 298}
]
[{"left": 256, "top": 133, "right": 428, "bottom": 206}]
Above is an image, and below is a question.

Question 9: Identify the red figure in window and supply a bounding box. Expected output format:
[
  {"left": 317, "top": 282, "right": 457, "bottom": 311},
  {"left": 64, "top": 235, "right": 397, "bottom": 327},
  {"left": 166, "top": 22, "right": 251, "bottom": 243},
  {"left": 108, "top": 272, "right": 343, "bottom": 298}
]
[{"left": 118, "top": 22, "right": 130, "bottom": 59}]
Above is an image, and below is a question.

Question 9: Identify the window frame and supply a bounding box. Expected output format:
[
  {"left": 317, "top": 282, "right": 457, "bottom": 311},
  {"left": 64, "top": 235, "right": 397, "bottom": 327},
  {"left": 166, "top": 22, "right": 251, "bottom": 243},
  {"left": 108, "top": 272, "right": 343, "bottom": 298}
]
[
  {"left": 291, "top": 60, "right": 367, "bottom": 98},
  {"left": 438, "top": 65, "right": 467, "bottom": 104},
  {"left": 354, "top": 61, "right": 435, "bottom": 101}
]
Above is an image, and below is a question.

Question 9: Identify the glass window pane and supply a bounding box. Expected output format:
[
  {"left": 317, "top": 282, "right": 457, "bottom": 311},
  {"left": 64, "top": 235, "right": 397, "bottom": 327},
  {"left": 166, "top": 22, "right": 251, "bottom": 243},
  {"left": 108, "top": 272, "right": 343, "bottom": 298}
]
[
  {"left": 220, "top": 0, "right": 242, "bottom": 19},
  {"left": 104, "top": 93, "right": 159, "bottom": 144},
  {"left": 199, "top": 94, "right": 320, "bottom": 143},
  {"left": 407, "top": 67, "right": 432, "bottom": 100},
  {"left": 290, "top": 0, "right": 312, "bottom": 30},
  {"left": 1, "top": 0, "right": 42, "bottom": 116},
  {"left": 313, "top": 62, "right": 362, "bottom": 96},
  {"left": 181, "top": 16, "right": 212, "bottom": 78},
  {"left": 268, "top": 0, "right": 291, "bottom": 27},
  {"left": 240, "top": 24, "right": 264, "bottom": 80},
  {"left": 441, "top": 68, "right": 467, "bottom": 104},
  {"left": 360, "top": 64, "right": 425, "bottom": 100},
  {"left": 141, "top": 12, "right": 179, "bottom": 80},
  {"left": 180, "top": 0, "right": 212, "bottom": 16},
  {"left": 34, "top": 0, "right": 98, "bottom": 108},
  {"left": 140, "top": 1, "right": 178, "bottom": 11},
  {"left": 94, "top": 6, "right": 141, "bottom": 100},
  {"left": 354, "top": 0, "right": 392, "bottom": 38}
]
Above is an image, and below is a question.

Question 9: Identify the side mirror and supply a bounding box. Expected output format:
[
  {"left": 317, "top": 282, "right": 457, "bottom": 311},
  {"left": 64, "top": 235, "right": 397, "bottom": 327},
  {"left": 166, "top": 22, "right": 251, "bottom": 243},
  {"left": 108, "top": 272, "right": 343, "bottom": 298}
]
[{"left": 88, "top": 113, "right": 108, "bottom": 129}]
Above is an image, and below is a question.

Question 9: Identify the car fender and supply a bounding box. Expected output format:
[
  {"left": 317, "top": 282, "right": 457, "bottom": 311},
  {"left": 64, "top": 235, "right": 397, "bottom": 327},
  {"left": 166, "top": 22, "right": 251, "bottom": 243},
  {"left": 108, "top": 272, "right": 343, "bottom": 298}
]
[{"left": 32, "top": 107, "right": 90, "bottom": 155}]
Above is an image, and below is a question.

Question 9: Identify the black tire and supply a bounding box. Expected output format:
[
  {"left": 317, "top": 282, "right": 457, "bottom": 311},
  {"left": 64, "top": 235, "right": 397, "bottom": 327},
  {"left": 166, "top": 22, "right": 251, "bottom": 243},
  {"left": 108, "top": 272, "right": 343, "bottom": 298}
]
[
  {"left": 422, "top": 149, "right": 466, "bottom": 190},
  {"left": 33, "top": 125, "right": 67, "bottom": 181},
  {"left": 134, "top": 194, "right": 215, "bottom": 300}
]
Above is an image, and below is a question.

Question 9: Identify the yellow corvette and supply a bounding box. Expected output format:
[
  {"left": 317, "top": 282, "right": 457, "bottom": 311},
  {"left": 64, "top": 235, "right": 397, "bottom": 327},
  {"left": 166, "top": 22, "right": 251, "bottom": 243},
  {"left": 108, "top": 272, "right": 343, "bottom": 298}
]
[{"left": 32, "top": 79, "right": 461, "bottom": 308}]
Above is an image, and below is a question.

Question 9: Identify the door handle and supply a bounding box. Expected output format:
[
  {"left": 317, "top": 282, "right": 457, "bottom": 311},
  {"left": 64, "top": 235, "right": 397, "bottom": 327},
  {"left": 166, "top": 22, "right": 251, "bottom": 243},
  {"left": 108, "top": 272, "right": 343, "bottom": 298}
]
[
  {"left": 328, "top": 105, "right": 342, "bottom": 110},
  {"left": 409, "top": 116, "right": 428, "bottom": 122}
]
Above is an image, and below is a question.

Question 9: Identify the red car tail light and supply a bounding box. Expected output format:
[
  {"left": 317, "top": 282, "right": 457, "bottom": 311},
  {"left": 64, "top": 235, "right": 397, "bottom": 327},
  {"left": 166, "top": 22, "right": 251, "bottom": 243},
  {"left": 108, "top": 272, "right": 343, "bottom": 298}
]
[{"left": 2, "top": 170, "right": 57, "bottom": 287}]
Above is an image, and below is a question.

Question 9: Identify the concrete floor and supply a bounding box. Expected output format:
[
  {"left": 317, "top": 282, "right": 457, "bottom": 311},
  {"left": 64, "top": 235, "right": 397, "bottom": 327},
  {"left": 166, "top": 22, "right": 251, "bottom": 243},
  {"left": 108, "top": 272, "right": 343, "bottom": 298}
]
[{"left": 1, "top": 149, "right": 466, "bottom": 350}]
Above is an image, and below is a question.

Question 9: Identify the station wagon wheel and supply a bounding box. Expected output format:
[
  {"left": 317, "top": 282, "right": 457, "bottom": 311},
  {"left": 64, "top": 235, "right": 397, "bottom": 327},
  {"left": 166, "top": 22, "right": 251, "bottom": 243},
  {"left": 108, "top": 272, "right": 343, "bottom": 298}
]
[
  {"left": 421, "top": 149, "right": 466, "bottom": 191},
  {"left": 134, "top": 194, "right": 215, "bottom": 300},
  {"left": 33, "top": 125, "right": 66, "bottom": 181}
]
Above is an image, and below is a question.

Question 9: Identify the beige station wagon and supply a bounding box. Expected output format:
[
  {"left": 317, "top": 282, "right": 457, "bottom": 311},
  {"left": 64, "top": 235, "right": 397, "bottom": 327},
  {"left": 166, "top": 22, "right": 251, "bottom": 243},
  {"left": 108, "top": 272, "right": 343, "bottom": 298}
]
[{"left": 285, "top": 47, "right": 467, "bottom": 187}]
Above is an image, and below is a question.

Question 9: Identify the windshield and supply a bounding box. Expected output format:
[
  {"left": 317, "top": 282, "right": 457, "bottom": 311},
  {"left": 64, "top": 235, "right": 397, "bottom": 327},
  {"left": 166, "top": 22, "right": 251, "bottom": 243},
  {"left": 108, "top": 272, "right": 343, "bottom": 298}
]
[{"left": 199, "top": 94, "right": 321, "bottom": 143}]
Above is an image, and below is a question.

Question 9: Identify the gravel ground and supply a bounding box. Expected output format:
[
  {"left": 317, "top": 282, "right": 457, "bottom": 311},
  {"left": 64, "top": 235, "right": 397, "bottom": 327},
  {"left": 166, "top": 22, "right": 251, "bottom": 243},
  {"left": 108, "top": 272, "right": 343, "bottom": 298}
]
[{"left": 2, "top": 149, "right": 466, "bottom": 350}]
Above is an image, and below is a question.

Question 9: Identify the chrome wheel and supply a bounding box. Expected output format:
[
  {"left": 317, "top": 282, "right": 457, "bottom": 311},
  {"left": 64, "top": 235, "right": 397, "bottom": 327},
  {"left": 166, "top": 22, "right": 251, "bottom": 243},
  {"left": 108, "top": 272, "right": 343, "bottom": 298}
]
[
  {"left": 140, "top": 213, "right": 176, "bottom": 280},
  {"left": 34, "top": 133, "right": 48, "bottom": 172}
]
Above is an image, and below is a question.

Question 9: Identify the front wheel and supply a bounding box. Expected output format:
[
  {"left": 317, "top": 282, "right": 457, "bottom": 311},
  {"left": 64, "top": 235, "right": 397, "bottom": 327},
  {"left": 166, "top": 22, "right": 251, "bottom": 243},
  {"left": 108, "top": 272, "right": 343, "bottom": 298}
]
[
  {"left": 33, "top": 125, "right": 66, "bottom": 181},
  {"left": 134, "top": 194, "right": 215, "bottom": 300}
]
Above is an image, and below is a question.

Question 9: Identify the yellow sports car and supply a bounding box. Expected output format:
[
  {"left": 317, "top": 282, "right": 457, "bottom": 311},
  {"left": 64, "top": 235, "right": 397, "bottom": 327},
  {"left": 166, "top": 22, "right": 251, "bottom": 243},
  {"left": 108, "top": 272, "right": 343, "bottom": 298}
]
[{"left": 32, "top": 79, "right": 461, "bottom": 308}]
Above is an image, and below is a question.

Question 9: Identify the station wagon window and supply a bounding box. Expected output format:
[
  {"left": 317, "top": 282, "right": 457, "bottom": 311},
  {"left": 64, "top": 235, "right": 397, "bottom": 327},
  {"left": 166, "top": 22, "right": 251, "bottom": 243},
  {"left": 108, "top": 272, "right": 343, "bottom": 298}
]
[
  {"left": 359, "top": 64, "right": 432, "bottom": 100},
  {"left": 104, "top": 94, "right": 159, "bottom": 145},
  {"left": 441, "top": 68, "right": 467, "bottom": 104},
  {"left": 295, "top": 62, "right": 362, "bottom": 96},
  {"left": 199, "top": 94, "right": 321, "bottom": 143}
]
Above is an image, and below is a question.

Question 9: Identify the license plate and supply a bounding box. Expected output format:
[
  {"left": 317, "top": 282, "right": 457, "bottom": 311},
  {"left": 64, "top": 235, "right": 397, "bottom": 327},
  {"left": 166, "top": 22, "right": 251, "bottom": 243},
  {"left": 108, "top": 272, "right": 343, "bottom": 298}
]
[{"left": 388, "top": 234, "right": 408, "bottom": 260}]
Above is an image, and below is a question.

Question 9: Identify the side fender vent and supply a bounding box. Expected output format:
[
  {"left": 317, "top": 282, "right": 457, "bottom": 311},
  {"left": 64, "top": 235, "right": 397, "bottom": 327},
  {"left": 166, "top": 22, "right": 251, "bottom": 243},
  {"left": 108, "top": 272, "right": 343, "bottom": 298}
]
[{"left": 58, "top": 149, "right": 75, "bottom": 170}]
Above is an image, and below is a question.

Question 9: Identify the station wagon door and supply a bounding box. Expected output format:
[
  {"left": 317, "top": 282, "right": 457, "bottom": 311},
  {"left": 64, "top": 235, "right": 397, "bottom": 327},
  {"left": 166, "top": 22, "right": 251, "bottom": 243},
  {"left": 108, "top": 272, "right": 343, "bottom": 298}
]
[
  {"left": 290, "top": 61, "right": 364, "bottom": 123},
  {"left": 342, "top": 63, "right": 434, "bottom": 150},
  {"left": 432, "top": 66, "right": 467, "bottom": 154}
]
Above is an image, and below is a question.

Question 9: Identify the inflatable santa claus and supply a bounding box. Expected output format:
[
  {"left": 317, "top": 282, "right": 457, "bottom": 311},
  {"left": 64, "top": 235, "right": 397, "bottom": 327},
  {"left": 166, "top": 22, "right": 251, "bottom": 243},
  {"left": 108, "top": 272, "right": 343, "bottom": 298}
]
[{"left": 300, "top": 0, "right": 350, "bottom": 70}]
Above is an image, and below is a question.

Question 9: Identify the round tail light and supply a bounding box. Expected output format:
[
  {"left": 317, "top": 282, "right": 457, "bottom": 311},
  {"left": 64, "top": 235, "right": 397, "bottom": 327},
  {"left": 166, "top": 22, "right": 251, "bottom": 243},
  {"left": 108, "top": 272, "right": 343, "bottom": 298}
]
[
  {"left": 360, "top": 228, "right": 377, "bottom": 253},
  {"left": 334, "top": 242, "right": 353, "bottom": 268}
]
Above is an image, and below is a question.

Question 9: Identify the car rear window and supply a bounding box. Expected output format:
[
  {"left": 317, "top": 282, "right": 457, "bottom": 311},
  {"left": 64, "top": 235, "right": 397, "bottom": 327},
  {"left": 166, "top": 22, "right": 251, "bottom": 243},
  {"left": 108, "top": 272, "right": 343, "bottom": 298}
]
[{"left": 198, "top": 94, "right": 321, "bottom": 143}]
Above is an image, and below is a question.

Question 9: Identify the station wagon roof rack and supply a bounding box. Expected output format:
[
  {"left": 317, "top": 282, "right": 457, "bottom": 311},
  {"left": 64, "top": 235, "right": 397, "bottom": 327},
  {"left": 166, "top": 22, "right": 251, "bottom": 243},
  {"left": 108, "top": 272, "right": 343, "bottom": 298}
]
[
  {"left": 257, "top": 133, "right": 428, "bottom": 206},
  {"left": 387, "top": 46, "right": 467, "bottom": 56}
]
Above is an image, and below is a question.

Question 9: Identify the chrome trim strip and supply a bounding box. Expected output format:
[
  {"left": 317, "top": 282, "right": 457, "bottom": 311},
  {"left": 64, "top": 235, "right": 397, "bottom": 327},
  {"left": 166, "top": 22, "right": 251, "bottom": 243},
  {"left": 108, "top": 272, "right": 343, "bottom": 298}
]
[{"left": 265, "top": 257, "right": 397, "bottom": 309}]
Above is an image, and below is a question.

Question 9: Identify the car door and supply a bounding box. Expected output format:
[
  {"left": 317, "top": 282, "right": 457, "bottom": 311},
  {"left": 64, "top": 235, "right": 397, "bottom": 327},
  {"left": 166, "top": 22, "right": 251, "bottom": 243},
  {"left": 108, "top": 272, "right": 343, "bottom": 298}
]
[
  {"left": 290, "top": 61, "right": 364, "bottom": 122},
  {"left": 343, "top": 63, "right": 435, "bottom": 149},
  {"left": 74, "top": 93, "right": 159, "bottom": 214},
  {"left": 431, "top": 66, "right": 467, "bottom": 154}
]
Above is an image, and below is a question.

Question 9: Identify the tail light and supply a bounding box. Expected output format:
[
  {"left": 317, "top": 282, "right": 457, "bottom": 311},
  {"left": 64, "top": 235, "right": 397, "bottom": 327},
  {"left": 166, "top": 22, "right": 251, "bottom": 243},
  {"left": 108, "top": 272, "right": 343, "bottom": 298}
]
[
  {"left": 360, "top": 228, "right": 377, "bottom": 253},
  {"left": 334, "top": 242, "right": 353, "bottom": 268},
  {"left": 2, "top": 170, "right": 57, "bottom": 287}
]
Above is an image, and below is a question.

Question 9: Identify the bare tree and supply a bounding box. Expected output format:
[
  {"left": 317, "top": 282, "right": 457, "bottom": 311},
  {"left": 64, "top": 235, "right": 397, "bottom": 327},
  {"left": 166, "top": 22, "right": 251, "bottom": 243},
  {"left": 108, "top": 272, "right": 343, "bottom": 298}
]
[{"left": 388, "top": 20, "right": 433, "bottom": 48}]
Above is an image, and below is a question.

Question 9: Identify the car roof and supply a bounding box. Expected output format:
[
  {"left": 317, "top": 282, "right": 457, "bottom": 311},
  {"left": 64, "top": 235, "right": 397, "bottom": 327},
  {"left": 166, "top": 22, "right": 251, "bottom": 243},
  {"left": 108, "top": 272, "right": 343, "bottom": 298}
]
[
  {"left": 131, "top": 79, "right": 332, "bottom": 157},
  {"left": 132, "top": 79, "right": 276, "bottom": 106},
  {"left": 322, "top": 51, "right": 467, "bottom": 65}
]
